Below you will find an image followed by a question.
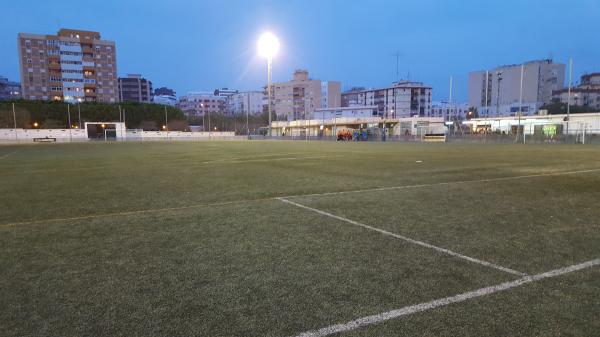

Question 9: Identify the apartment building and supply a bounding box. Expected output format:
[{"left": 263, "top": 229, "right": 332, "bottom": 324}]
[
  {"left": 271, "top": 70, "right": 341, "bottom": 121},
  {"left": 17, "top": 28, "right": 118, "bottom": 103},
  {"left": 468, "top": 59, "right": 565, "bottom": 117},
  {"left": 341, "top": 81, "right": 432, "bottom": 118},
  {"left": 178, "top": 92, "right": 226, "bottom": 117},
  {"left": 552, "top": 73, "right": 600, "bottom": 110},
  {"left": 0, "top": 76, "right": 21, "bottom": 100},
  {"left": 118, "top": 74, "right": 153, "bottom": 102},
  {"left": 431, "top": 101, "right": 471, "bottom": 121},
  {"left": 227, "top": 91, "right": 266, "bottom": 115}
]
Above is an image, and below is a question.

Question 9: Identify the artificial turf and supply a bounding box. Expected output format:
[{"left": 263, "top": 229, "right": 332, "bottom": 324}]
[{"left": 0, "top": 141, "right": 599, "bottom": 336}]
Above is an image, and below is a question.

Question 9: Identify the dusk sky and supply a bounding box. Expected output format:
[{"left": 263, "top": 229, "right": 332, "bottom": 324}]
[{"left": 1, "top": 0, "right": 599, "bottom": 101}]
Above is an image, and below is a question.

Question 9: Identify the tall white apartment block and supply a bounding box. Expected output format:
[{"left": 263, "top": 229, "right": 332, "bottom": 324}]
[{"left": 468, "top": 59, "right": 565, "bottom": 117}]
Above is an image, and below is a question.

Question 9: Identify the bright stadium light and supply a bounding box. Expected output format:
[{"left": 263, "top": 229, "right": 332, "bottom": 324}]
[
  {"left": 257, "top": 32, "right": 279, "bottom": 59},
  {"left": 257, "top": 32, "right": 280, "bottom": 136}
]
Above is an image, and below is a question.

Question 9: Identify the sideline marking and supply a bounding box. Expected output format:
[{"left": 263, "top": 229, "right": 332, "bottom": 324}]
[
  {"left": 281, "top": 168, "right": 600, "bottom": 199},
  {"left": 291, "top": 258, "right": 600, "bottom": 337},
  {"left": 0, "top": 150, "right": 17, "bottom": 160},
  {"left": 2, "top": 167, "right": 599, "bottom": 228},
  {"left": 278, "top": 197, "right": 526, "bottom": 276},
  {"left": 0, "top": 197, "right": 272, "bottom": 229}
]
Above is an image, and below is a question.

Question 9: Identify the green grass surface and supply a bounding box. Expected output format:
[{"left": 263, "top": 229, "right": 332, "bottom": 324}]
[{"left": 1, "top": 141, "right": 599, "bottom": 336}]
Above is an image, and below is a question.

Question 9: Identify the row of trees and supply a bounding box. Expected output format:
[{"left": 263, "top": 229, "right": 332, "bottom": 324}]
[
  {"left": 0, "top": 100, "right": 275, "bottom": 133},
  {"left": 0, "top": 100, "right": 185, "bottom": 130}
]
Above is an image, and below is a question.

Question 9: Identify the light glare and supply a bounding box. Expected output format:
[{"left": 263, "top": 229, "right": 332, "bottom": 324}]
[{"left": 258, "top": 32, "right": 279, "bottom": 58}]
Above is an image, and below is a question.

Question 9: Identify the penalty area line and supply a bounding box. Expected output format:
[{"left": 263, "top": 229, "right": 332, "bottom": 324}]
[
  {"left": 277, "top": 198, "right": 526, "bottom": 277},
  {"left": 290, "top": 258, "right": 600, "bottom": 337},
  {"left": 280, "top": 167, "right": 600, "bottom": 199},
  {"left": 0, "top": 150, "right": 17, "bottom": 160}
]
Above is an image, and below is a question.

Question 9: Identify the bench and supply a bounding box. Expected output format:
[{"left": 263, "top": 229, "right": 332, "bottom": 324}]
[
  {"left": 33, "top": 137, "right": 57, "bottom": 143},
  {"left": 423, "top": 134, "right": 446, "bottom": 142}
]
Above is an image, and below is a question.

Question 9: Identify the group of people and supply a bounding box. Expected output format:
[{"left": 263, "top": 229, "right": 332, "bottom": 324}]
[{"left": 336, "top": 129, "right": 368, "bottom": 141}]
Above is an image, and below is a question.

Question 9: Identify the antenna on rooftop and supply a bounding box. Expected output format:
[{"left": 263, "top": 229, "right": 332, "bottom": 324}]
[{"left": 393, "top": 51, "right": 400, "bottom": 82}]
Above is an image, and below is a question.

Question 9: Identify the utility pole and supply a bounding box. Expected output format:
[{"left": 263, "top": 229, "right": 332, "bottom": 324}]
[
  {"left": 67, "top": 104, "right": 72, "bottom": 142},
  {"left": 566, "top": 57, "right": 573, "bottom": 138},
  {"left": 78, "top": 103, "right": 82, "bottom": 129},
  {"left": 394, "top": 51, "right": 400, "bottom": 82},
  {"left": 164, "top": 105, "right": 169, "bottom": 139},
  {"left": 517, "top": 64, "right": 524, "bottom": 143},
  {"left": 484, "top": 71, "right": 489, "bottom": 117},
  {"left": 246, "top": 93, "right": 250, "bottom": 136},
  {"left": 267, "top": 56, "right": 273, "bottom": 137},
  {"left": 12, "top": 103, "right": 17, "bottom": 142}
]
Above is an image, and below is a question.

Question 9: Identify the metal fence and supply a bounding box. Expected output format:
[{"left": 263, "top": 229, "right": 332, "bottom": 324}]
[{"left": 248, "top": 130, "right": 600, "bottom": 145}]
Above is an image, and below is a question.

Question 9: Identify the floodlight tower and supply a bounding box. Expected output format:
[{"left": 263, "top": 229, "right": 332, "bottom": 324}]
[{"left": 258, "top": 32, "right": 280, "bottom": 137}]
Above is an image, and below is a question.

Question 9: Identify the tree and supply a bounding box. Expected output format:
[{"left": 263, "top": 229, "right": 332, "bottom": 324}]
[
  {"left": 138, "top": 120, "right": 158, "bottom": 131},
  {"left": 167, "top": 120, "right": 189, "bottom": 131}
]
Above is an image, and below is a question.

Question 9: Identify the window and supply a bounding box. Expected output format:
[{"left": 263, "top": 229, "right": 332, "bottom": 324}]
[{"left": 27, "top": 59, "right": 32, "bottom": 64}]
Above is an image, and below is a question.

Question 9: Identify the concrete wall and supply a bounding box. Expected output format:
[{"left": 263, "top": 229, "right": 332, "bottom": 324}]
[
  {"left": 0, "top": 128, "right": 237, "bottom": 143},
  {"left": 0, "top": 128, "right": 87, "bottom": 142}
]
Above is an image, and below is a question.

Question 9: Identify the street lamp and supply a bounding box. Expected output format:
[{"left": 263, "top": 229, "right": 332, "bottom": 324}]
[
  {"left": 258, "top": 32, "right": 280, "bottom": 137},
  {"left": 496, "top": 71, "right": 503, "bottom": 117}
]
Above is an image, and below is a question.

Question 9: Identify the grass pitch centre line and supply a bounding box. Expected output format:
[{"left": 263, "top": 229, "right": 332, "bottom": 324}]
[
  {"left": 281, "top": 167, "right": 600, "bottom": 199},
  {"left": 2, "top": 167, "right": 599, "bottom": 228},
  {"left": 0, "top": 150, "right": 17, "bottom": 160},
  {"left": 290, "top": 258, "right": 600, "bottom": 337},
  {"left": 277, "top": 198, "right": 526, "bottom": 277}
]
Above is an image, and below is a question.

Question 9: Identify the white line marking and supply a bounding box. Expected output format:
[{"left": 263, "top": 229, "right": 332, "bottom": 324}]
[
  {"left": 4, "top": 167, "right": 599, "bottom": 227},
  {"left": 0, "top": 150, "right": 17, "bottom": 160},
  {"left": 278, "top": 198, "right": 526, "bottom": 276},
  {"left": 281, "top": 168, "right": 600, "bottom": 199},
  {"left": 200, "top": 152, "right": 301, "bottom": 164},
  {"left": 291, "top": 258, "right": 600, "bottom": 337},
  {"left": 202, "top": 154, "right": 339, "bottom": 164}
]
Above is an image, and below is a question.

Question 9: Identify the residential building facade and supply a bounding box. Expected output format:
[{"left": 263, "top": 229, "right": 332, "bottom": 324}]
[
  {"left": 17, "top": 28, "right": 118, "bottom": 103},
  {"left": 118, "top": 74, "right": 153, "bottom": 103},
  {"left": 227, "top": 91, "right": 266, "bottom": 115},
  {"left": 0, "top": 76, "right": 21, "bottom": 100},
  {"left": 178, "top": 92, "right": 226, "bottom": 117},
  {"left": 552, "top": 73, "right": 600, "bottom": 110},
  {"left": 311, "top": 106, "right": 378, "bottom": 121},
  {"left": 341, "top": 81, "right": 432, "bottom": 118},
  {"left": 468, "top": 59, "right": 565, "bottom": 117},
  {"left": 321, "top": 81, "right": 342, "bottom": 109},
  {"left": 431, "top": 101, "right": 471, "bottom": 121},
  {"left": 271, "top": 70, "right": 341, "bottom": 121}
]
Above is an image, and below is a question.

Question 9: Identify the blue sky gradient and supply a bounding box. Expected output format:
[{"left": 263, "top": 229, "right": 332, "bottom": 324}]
[{"left": 1, "top": 0, "right": 599, "bottom": 101}]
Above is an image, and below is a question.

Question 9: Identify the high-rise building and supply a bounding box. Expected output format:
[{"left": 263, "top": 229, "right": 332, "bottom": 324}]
[
  {"left": 271, "top": 70, "right": 341, "bottom": 121},
  {"left": 341, "top": 81, "right": 432, "bottom": 118},
  {"left": 118, "top": 74, "right": 153, "bottom": 103},
  {"left": 227, "top": 91, "right": 266, "bottom": 115},
  {"left": 0, "top": 76, "right": 21, "bottom": 100},
  {"left": 468, "top": 59, "right": 565, "bottom": 117},
  {"left": 17, "top": 28, "right": 118, "bottom": 103}
]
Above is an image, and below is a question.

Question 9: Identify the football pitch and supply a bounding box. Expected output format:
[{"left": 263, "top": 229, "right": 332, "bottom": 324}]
[{"left": 1, "top": 141, "right": 599, "bottom": 337}]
